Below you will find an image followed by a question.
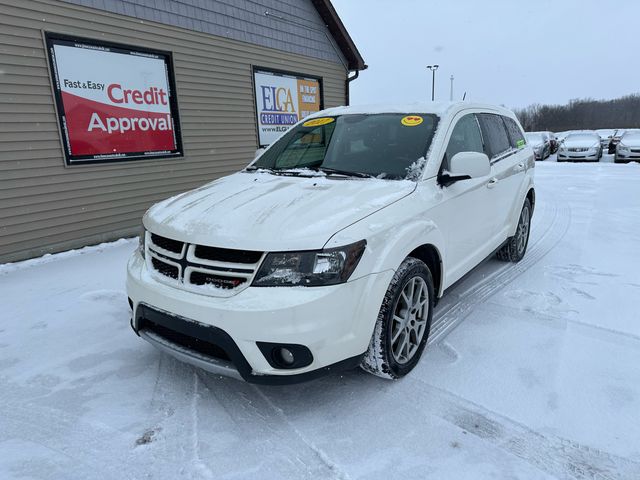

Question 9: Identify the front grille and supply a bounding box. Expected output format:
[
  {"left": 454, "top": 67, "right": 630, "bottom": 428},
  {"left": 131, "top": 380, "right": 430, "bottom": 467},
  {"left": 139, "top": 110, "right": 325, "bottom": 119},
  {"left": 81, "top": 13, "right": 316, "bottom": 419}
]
[
  {"left": 147, "top": 233, "right": 263, "bottom": 296},
  {"left": 569, "top": 148, "right": 588, "bottom": 152},
  {"left": 150, "top": 233, "right": 183, "bottom": 254},
  {"left": 194, "top": 245, "right": 263, "bottom": 264},
  {"left": 631, "top": 149, "right": 640, "bottom": 153},
  {"left": 141, "top": 319, "right": 230, "bottom": 361},
  {"left": 151, "top": 257, "right": 179, "bottom": 279}
]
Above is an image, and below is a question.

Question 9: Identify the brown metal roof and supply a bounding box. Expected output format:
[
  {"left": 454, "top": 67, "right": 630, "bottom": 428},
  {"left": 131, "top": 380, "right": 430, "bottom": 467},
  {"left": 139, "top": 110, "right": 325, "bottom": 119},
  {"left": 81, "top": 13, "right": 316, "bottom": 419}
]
[{"left": 311, "top": 0, "right": 367, "bottom": 71}]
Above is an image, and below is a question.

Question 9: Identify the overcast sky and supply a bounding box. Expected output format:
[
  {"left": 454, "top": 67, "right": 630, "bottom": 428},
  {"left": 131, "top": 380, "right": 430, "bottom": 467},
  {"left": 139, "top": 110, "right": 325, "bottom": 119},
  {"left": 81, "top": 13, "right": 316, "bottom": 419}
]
[{"left": 332, "top": 0, "right": 638, "bottom": 109}]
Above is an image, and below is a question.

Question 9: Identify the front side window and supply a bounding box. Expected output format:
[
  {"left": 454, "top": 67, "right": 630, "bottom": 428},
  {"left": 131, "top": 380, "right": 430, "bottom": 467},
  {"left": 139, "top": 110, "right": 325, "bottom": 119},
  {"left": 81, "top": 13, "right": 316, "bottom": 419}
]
[
  {"left": 477, "top": 113, "right": 512, "bottom": 159},
  {"left": 251, "top": 113, "right": 439, "bottom": 179},
  {"left": 443, "top": 114, "right": 484, "bottom": 170}
]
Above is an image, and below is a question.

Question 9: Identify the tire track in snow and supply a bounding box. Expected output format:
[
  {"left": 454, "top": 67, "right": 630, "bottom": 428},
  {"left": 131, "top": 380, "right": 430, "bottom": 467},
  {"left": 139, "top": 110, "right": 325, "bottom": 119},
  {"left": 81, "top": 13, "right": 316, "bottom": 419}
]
[
  {"left": 479, "top": 301, "right": 640, "bottom": 346},
  {"left": 193, "top": 373, "right": 351, "bottom": 480},
  {"left": 407, "top": 379, "right": 640, "bottom": 480},
  {"left": 428, "top": 200, "right": 571, "bottom": 346},
  {"left": 250, "top": 384, "right": 352, "bottom": 480}
]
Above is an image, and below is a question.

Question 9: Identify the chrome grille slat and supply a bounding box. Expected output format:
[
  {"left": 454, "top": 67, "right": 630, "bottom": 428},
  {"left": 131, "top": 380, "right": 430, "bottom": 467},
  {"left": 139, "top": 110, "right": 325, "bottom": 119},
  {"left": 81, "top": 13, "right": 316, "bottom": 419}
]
[{"left": 146, "top": 233, "right": 264, "bottom": 297}]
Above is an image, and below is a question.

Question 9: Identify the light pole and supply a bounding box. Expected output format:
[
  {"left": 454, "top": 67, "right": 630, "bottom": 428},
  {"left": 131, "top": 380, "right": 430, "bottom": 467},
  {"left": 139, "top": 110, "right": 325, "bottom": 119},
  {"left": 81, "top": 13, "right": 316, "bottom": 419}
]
[
  {"left": 450, "top": 75, "right": 454, "bottom": 101},
  {"left": 426, "top": 65, "right": 439, "bottom": 101}
]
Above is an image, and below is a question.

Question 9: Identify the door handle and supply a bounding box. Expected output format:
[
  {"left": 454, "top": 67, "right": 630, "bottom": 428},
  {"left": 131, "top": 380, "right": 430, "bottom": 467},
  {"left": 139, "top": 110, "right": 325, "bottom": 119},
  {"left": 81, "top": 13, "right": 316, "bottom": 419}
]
[
  {"left": 487, "top": 177, "right": 499, "bottom": 188},
  {"left": 515, "top": 162, "right": 526, "bottom": 172}
]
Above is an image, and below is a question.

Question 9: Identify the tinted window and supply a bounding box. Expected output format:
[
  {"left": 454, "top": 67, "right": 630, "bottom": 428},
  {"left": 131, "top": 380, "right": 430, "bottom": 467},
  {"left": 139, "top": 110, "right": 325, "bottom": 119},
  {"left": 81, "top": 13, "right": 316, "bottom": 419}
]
[
  {"left": 443, "top": 114, "right": 484, "bottom": 169},
  {"left": 503, "top": 116, "right": 526, "bottom": 148},
  {"left": 253, "top": 113, "right": 438, "bottom": 179},
  {"left": 478, "top": 113, "right": 512, "bottom": 158}
]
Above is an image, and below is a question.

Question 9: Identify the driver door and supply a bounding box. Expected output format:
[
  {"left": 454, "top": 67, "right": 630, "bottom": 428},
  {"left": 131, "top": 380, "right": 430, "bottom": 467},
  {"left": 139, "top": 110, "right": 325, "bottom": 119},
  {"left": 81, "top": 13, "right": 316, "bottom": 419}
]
[{"left": 430, "top": 113, "right": 494, "bottom": 285}]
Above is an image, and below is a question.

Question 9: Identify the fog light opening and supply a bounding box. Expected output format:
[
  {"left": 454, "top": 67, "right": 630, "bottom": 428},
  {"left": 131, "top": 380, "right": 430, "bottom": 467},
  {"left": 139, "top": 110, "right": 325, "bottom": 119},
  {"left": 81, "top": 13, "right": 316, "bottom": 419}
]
[{"left": 275, "top": 347, "right": 295, "bottom": 367}]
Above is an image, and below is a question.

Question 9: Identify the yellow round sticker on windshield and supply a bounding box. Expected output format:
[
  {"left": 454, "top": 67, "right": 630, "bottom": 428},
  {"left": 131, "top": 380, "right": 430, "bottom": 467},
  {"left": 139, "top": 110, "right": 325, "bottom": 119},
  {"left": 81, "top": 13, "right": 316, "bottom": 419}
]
[
  {"left": 303, "top": 117, "right": 335, "bottom": 127},
  {"left": 401, "top": 115, "right": 424, "bottom": 127}
]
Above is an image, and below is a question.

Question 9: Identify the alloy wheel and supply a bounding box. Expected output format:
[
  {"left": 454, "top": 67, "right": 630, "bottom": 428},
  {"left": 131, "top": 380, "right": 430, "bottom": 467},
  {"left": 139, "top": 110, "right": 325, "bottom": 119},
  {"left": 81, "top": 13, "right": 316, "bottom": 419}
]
[
  {"left": 516, "top": 205, "right": 530, "bottom": 256},
  {"left": 391, "top": 276, "right": 429, "bottom": 364}
]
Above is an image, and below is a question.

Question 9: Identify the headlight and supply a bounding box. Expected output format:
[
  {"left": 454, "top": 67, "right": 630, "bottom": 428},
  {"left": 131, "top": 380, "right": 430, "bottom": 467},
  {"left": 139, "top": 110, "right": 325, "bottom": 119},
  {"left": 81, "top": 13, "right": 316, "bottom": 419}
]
[
  {"left": 252, "top": 240, "right": 366, "bottom": 287},
  {"left": 618, "top": 143, "right": 630, "bottom": 152},
  {"left": 138, "top": 226, "right": 146, "bottom": 259}
]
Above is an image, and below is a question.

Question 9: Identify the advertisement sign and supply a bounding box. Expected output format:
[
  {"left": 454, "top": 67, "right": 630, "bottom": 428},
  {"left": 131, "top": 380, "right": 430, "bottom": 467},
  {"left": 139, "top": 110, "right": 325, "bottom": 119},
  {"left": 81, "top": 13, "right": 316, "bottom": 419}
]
[
  {"left": 253, "top": 67, "right": 323, "bottom": 147},
  {"left": 45, "top": 33, "right": 183, "bottom": 165}
]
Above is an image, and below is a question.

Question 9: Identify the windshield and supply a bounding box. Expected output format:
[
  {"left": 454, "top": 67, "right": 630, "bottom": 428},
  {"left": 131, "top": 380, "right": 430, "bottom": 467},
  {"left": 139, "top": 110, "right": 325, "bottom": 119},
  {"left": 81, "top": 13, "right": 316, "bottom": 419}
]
[{"left": 250, "top": 113, "right": 439, "bottom": 179}]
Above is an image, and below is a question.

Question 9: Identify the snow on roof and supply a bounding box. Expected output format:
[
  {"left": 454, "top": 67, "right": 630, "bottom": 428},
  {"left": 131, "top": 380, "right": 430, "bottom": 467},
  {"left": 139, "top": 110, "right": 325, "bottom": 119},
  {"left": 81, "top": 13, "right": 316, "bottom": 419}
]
[{"left": 308, "top": 102, "right": 515, "bottom": 118}]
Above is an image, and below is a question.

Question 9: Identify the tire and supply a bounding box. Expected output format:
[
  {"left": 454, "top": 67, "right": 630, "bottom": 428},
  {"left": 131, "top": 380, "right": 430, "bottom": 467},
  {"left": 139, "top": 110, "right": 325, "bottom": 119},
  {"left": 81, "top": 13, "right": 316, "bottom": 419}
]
[
  {"left": 497, "top": 198, "right": 532, "bottom": 263},
  {"left": 361, "top": 257, "right": 434, "bottom": 379}
]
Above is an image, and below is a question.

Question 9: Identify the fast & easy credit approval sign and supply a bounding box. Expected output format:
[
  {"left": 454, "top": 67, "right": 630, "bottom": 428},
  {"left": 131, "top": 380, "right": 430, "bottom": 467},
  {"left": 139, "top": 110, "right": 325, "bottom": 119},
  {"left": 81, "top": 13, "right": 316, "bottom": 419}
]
[
  {"left": 45, "top": 33, "right": 183, "bottom": 165},
  {"left": 253, "top": 67, "right": 323, "bottom": 147}
]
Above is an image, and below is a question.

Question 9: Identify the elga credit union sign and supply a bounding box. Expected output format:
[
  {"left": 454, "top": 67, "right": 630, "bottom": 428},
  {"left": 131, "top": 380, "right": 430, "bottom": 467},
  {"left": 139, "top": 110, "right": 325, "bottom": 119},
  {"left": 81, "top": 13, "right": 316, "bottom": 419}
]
[
  {"left": 45, "top": 33, "right": 183, "bottom": 165},
  {"left": 253, "top": 67, "right": 323, "bottom": 146}
]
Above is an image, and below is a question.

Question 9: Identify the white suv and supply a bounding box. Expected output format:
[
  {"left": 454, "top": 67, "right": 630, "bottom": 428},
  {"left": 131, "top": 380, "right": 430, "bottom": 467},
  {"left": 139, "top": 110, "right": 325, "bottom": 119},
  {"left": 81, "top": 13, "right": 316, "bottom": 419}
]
[{"left": 126, "top": 102, "right": 535, "bottom": 384}]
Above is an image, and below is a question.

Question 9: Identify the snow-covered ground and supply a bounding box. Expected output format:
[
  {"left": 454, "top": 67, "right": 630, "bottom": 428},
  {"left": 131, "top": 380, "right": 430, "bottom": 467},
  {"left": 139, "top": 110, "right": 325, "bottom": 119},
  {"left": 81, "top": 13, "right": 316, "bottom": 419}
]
[{"left": 1, "top": 158, "right": 640, "bottom": 479}]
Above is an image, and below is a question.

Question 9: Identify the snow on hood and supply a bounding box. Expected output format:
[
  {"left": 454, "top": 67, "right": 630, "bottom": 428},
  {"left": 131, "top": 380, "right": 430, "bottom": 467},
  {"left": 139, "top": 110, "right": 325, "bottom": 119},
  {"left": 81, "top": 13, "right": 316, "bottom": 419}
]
[
  {"left": 620, "top": 133, "right": 640, "bottom": 147},
  {"left": 144, "top": 172, "right": 416, "bottom": 251},
  {"left": 526, "top": 135, "right": 545, "bottom": 147},
  {"left": 563, "top": 135, "right": 600, "bottom": 148}
]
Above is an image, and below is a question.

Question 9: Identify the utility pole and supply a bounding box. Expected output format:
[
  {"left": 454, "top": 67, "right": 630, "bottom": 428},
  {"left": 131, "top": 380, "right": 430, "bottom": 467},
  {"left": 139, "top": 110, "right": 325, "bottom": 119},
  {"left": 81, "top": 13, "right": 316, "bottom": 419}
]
[
  {"left": 426, "top": 65, "right": 439, "bottom": 101},
  {"left": 449, "top": 75, "right": 454, "bottom": 101}
]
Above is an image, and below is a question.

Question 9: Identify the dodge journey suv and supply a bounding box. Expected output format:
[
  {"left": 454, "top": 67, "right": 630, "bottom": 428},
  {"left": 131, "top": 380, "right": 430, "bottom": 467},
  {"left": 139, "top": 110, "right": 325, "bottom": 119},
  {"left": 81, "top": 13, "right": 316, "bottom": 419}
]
[{"left": 127, "top": 102, "right": 535, "bottom": 384}]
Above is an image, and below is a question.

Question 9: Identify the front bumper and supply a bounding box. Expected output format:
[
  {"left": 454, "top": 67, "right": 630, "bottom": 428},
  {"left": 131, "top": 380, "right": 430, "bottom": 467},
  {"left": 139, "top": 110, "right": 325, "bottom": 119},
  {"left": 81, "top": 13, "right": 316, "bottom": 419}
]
[
  {"left": 126, "top": 251, "right": 393, "bottom": 383},
  {"left": 615, "top": 151, "right": 640, "bottom": 163},
  {"left": 557, "top": 151, "right": 599, "bottom": 161}
]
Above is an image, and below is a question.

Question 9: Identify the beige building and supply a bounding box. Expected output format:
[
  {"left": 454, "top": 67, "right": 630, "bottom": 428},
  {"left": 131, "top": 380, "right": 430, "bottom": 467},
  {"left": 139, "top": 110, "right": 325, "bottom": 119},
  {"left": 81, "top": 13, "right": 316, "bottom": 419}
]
[{"left": 0, "top": 0, "right": 366, "bottom": 263}]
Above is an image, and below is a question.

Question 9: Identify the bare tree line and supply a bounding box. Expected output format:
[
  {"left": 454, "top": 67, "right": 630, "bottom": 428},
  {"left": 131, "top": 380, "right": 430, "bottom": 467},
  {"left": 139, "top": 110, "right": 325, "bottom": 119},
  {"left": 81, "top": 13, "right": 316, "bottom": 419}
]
[{"left": 514, "top": 94, "right": 640, "bottom": 132}]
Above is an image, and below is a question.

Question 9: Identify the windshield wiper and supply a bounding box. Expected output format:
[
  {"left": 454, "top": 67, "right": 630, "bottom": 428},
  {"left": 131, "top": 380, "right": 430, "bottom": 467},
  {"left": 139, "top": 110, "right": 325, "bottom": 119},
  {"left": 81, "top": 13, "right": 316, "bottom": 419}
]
[{"left": 315, "top": 167, "right": 374, "bottom": 178}]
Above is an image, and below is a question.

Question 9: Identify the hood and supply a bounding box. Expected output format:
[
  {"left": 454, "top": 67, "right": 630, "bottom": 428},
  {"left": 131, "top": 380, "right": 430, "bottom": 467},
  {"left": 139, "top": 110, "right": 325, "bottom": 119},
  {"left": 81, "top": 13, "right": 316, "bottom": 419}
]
[
  {"left": 563, "top": 137, "right": 599, "bottom": 148},
  {"left": 144, "top": 171, "right": 416, "bottom": 251},
  {"left": 620, "top": 135, "right": 640, "bottom": 147}
]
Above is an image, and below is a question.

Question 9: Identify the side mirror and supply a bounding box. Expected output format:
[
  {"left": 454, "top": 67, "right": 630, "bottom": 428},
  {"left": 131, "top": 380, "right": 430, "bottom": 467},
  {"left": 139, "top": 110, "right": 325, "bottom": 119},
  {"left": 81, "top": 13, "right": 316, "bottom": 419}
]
[{"left": 440, "top": 151, "right": 490, "bottom": 187}]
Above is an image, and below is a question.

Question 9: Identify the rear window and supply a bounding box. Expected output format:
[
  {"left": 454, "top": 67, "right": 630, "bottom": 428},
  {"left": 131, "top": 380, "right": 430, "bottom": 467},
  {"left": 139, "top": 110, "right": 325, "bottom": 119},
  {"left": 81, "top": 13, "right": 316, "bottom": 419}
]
[
  {"left": 503, "top": 117, "right": 526, "bottom": 148},
  {"left": 477, "top": 113, "right": 512, "bottom": 158}
]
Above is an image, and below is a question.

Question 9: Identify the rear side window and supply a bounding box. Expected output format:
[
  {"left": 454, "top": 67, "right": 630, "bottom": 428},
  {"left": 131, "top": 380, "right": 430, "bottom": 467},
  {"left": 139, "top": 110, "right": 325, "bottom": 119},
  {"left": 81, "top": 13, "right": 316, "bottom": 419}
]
[
  {"left": 477, "top": 113, "right": 512, "bottom": 159},
  {"left": 443, "top": 114, "right": 484, "bottom": 169},
  {"left": 503, "top": 116, "right": 526, "bottom": 149}
]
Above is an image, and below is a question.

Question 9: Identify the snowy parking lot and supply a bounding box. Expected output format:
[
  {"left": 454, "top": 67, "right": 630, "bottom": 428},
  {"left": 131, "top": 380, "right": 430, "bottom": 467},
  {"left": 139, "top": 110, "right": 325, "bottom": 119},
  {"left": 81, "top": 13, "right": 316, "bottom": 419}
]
[{"left": 1, "top": 158, "right": 640, "bottom": 479}]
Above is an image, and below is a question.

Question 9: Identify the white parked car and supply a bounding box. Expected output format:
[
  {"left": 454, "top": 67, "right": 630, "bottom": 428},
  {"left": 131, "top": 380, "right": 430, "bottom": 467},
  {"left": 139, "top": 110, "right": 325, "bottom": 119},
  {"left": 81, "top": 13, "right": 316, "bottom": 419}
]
[
  {"left": 127, "top": 102, "right": 535, "bottom": 384},
  {"left": 557, "top": 131, "right": 602, "bottom": 162},
  {"left": 525, "top": 132, "right": 551, "bottom": 160},
  {"left": 615, "top": 131, "right": 640, "bottom": 163},
  {"left": 596, "top": 128, "right": 616, "bottom": 150}
]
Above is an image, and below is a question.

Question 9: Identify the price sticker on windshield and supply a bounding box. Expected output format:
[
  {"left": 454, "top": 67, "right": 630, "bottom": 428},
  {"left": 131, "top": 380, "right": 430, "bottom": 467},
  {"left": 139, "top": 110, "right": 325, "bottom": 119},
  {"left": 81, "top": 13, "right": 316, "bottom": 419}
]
[
  {"left": 401, "top": 115, "right": 424, "bottom": 127},
  {"left": 302, "top": 117, "right": 335, "bottom": 127}
]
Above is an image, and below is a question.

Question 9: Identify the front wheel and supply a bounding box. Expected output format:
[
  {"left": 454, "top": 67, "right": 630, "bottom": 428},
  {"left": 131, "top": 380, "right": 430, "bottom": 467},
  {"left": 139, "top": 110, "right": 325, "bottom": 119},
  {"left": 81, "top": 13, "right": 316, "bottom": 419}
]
[
  {"left": 497, "top": 198, "right": 532, "bottom": 262},
  {"left": 361, "top": 257, "right": 434, "bottom": 379}
]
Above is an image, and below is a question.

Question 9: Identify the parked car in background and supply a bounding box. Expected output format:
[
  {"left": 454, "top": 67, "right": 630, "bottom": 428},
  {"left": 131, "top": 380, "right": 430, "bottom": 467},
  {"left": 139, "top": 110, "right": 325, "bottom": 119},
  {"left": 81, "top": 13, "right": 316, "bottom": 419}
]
[
  {"left": 525, "top": 132, "right": 550, "bottom": 160},
  {"left": 608, "top": 129, "right": 626, "bottom": 154},
  {"left": 556, "top": 131, "right": 576, "bottom": 143},
  {"left": 596, "top": 129, "right": 616, "bottom": 151},
  {"left": 615, "top": 131, "right": 640, "bottom": 163},
  {"left": 557, "top": 132, "right": 602, "bottom": 162},
  {"left": 127, "top": 102, "right": 535, "bottom": 383},
  {"left": 545, "top": 131, "right": 559, "bottom": 154}
]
